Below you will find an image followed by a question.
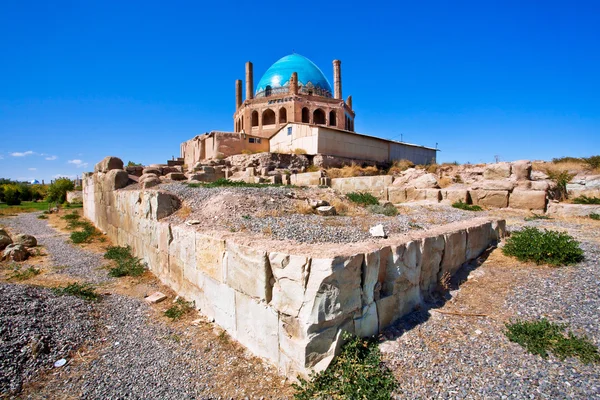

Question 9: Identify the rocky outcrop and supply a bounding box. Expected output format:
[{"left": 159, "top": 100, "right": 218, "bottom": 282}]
[{"left": 94, "top": 156, "right": 124, "bottom": 173}]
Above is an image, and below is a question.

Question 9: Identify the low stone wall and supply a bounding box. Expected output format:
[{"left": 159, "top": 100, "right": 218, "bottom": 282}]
[
  {"left": 331, "top": 176, "right": 393, "bottom": 200},
  {"left": 84, "top": 168, "right": 505, "bottom": 378}
]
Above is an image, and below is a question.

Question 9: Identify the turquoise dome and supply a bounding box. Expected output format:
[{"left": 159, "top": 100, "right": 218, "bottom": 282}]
[{"left": 255, "top": 54, "right": 332, "bottom": 98}]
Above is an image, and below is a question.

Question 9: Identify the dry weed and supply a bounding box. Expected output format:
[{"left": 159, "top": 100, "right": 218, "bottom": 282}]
[
  {"left": 438, "top": 271, "right": 451, "bottom": 291},
  {"left": 387, "top": 159, "right": 415, "bottom": 175},
  {"left": 533, "top": 161, "right": 598, "bottom": 175},
  {"left": 177, "top": 205, "right": 192, "bottom": 219},
  {"left": 293, "top": 201, "right": 314, "bottom": 215},
  {"left": 325, "top": 164, "right": 381, "bottom": 178},
  {"left": 438, "top": 177, "right": 453, "bottom": 188},
  {"left": 262, "top": 225, "right": 273, "bottom": 235}
]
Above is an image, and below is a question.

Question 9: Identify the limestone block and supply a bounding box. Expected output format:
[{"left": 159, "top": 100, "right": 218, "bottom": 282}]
[
  {"left": 195, "top": 233, "right": 226, "bottom": 282},
  {"left": 299, "top": 254, "right": 363, "bottom": 327},
  {"left": 150, "top": 192, "right": 181, "bottom": 220},
  {"left": 305, "top": 323, "right": 346, "bottom": 372},
  {"left": 104, "top": 169, "right": 130, "bottom": 191},
  {"left": 440, "top": 229, "right": 467, "bottom": 276},
  {"left": 269, "top": 252, "right": 310, "bottom": 317},
  {"left": 291, "top": 171, "right": 323, "bottom": 186},
  {"left": 512, "top": 160, "right": 532, "bottom": 180},
  {"left": 471, "top": 180, "right": 516, "bottom": 191},
  {"left": 235, "top": 291, "right": 279, "bottom": 361},
  {"left": 470, "top": 190, "right": 509, "bottom": 208},
  {"left": 483, "top": 163, "right": 511, "bottom": 180},
  {"left": 143, "top": 167, "right": 161, "bottom": 176},
  {"left": 268, "top": 175, "right": 282, "bottom": 185},
  {"left": 165, "top": 172, "right": 186, "bottom": 181},
  {"left": 94, "top": 156, "right": 124, "bottom": 173},
  {"left": 491, "top": 220, "right": 507, "bottom": 242},
  {"left": 547, "top": 203, "right": 600, "bottom": 217},
  {"left": 225, "top": 242, "right": 272, "bottom": 301},
  {"left": 202, "top": 276, "right": 236, "bottom": 334},
  {"left": 362, "top": 250, "right": 381, "bottom": 305},
  {"left": 405, "top": 187, "right": 427, "bottom": 202},
  {"left": 168, "top": 255, "right": 184, "bottom": 293},
  {"left": 411, "top": 173, "right": 439, "bottom": 189},
  {"left": 157, "top": 223, "right": 172, "bottom": 253},
  {"left": 425, "top": 189, "right": 442, "bottom": 202},
  {"left": 381, "top": 241, "right": 422, "bottom": 299},
  {"left": 442, "top": 189, "right": 470, "bottom": 204},
  {"left": 388, "top": 187, "right": 407, "bottom": 203},
  {"left": 354, "top": 303, "right": 378, "bottom": 337},
  {"left": 375, "top": 288, "right": 419, "bottom": 331},
  {"left": 530, "top": 180, "right": 550, "bottom": 191},
  {"left": 419, "top": 234, "right": 445, "bottom": 294},
  {"left": 465, "top": 222, "right": 492, "bottom": 260},
  {"left": 278, "top": 315, "right": 308, "bottom": 376},
  {"left": 509, "top": 190, "right": 547, "bottom": 211}
]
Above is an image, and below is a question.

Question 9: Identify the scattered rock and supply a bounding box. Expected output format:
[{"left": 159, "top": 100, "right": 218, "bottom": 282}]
[
  {"left": 13, "top": 234, "right": 37, "bottom": 248},
  {"left": 369, "top": 224, "right": 387, "bottom": 238},
  {"left": 308, "top": 199, "right": 330, "bottom": 209},
  {"left": 185, "top": 220, "right": 201, "bottom": 226},
  {"left": 0, "top": 234, "right": 12, "bottom": 251},
  {"left": 315, "top": 205, "right": 336, "bottom": 216},
  {"left": 2, "top": 244, "right": 29, "bottom": 261},
  {"left": 145, "top": 292, "right": 167, "bottom": 304}
]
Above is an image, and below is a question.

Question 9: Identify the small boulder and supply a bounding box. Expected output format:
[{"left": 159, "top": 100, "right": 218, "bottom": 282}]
[
  {"left": 0, "top": 228, "right": 8, "bottom": 236},
  {"left": 316, "top": 205, "right": 336, "bottom": 216},
  {"left": 512, "top": 160, "right": 532, "bottom": 181},
  {"left": 0, "top": 234, "right": 13, "bottom": 251},
  {"left": 14, "top": 234, "right": 37, "bottom": 248},
  {"left": 105, "top": 169, "right": 130, "bottom": 190},
  {"left": 165, "top": 172, "right": 186, "bottom": 181},
  {"left": 94, "top": 156, "right": 124, "bottom": 173},
  {"left": 369, "top": 224, "right": 387, "bottom": 238},
  {"left": 141, "top": 178, "right": 160, "bottom": 189},
  {"left": 308, "top": 199, "right": 330, "bottom": 209},
  {"left": 411, "top": 173, "right": 439, "bottom": 189},
  {"left": 2, "top": 244, "right": 29, "bottom": 261},
  {"left": 143, "top": 167, "right": 161, "bottom": 176},
  {"left": 483, "top": 163, "right": 512, "bottom": 180}
]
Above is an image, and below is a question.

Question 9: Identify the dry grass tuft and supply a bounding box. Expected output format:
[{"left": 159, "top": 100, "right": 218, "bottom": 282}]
[
  {"left": 438, "top": 177, "right": 453, "bottom": 188},
  {"left": 533, "top": 160, "right": 599, "bottom": 175},
  {"left": 387, "top": 159, "right": 415, "bottom": 175},
  {"left": 326, "top": 164, "right": 381, "bottom": 178},
  {"left": 293, "top": 201, "right": 314, "bottom": 215},
  {"left": 292, "top": 148, "right": 307, "bottom": 155},
  {"left": 177, "top": 205, "right": 192, "bottom": 219},
  {"left": 306, "top": 165, "right": 320, "bottom": 172}
]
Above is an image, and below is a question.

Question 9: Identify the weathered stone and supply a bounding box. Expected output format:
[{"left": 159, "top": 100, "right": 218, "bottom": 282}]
[
  {"left": 419, "top": 234, "right": 444, "bottom": 294},
  {"left": 547, "top": 203, "right": 600, "bottom": 217},
  {"left": 381, "top": 241, "right": 422, "bottom": 302},
  {"left": 94, "top": 156, "right": 124, "bottom": 173},
  {"left": 531, "top": 170, "right": 549, "bottom": 180},
  {"left": 269, "top": 252, "right": 309, "bottom": 317},
  {"left": 369, "top": 224, "right": 387, "bottom": 238},
  {"left": 354, "top": 303, "right": 378, "bottom": 337},
  {"left": 362, "top": 250, "right": 381, "bottom": 305},
  {"left": 483, "top": 163, "right": 511, "bottom": 180},
  {"left": 388, "top": 187, "right": 407, "bottom": 203},
  {"left": 141, "top": 178, "right": 160, "bottom": 189},
  {"left": 471, "top": 180, "right": 516, "bottom": 191},
  {"left": 225, "top": 242, "right": 271, "bottom": 301},
  {"left": 2, "top": 244, "right": 29, "bottom": 261},
  {"left": 441, "top": 188, "right": 470, "bottom": 204},
  {"left": 0, "top": 235, "right": 13, "bottom": 251},
  {"left": 470, "top": 190, "right": 509, "bottom": 208},
  {"left": 509, "top": 190, "right": 547, "bottom": 211},
  {"left": 392, "top": 168, "right": 427, "bottom": 186},
  {"left": 465, "top": 222, "right": 492, "bottom": 260},
  {"left": 316, "top": 206, "right": 336, "bottom": 216},
  {"left": 139, "top": 173, "right": 158, "bottom": 182},
  {"left": 405, "top": 187, "right": 427, "bottom": 202},
  {"left": 512, "top": 160, "right": 532, "bottom": 180},
  {"left": 165, "top": 172, "right": 186, "bottom": 181},
  {"left": 104, "top": 169, "right": 130, "bottom": 191},
  {"left": 424, "top": 189, "right": 442, "bottom": 202},
  {"left": 440, "top": 229, "right": 467, "bottom": 276},
  {"left": 13, "top": 234, "right": 37, "bottom": 248},
  {"left": 145, "top": 292, "right": 167, "bottom": 304},
  {"left": 142, "top": 167, "right": 161, "bottom": 176},
  {"left": 66, "top": 191, "right": 83, "bottom": 204},
  {"left": 308, "top": 199, "right": 330, "bottom": 209},
  {"left": 202, "top": 276, "right": 236, "bottom": 333},
  {"left": 195, "top": 233, "right": 226, "bottom": 282},
  {"left": 0, "top": 228, "right": 8, "bottom": 237},
  {"left": 411, "top": 173, "right": 439, "bottom": 189},
  {"left": 235, "top": 291, "right": 279, "bottom": 361}
]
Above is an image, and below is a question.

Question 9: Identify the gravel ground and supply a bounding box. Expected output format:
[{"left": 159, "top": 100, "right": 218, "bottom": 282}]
[
  {"left": 0, "top": 283, "right": 96, "bottom": 396},
  {"left": 382, "top": 217, "right": 600, "bottom": 399},
  {"left": 0, "top": 212, "right": 110, "bottom": 284},
  {"left": 160, "top": 182, "right": 485, "bottom": 243}
]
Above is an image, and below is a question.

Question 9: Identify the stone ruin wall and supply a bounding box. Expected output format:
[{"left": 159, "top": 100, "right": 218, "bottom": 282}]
[{"left": 83, "top": 164, "right": 506, "bottom": 378}]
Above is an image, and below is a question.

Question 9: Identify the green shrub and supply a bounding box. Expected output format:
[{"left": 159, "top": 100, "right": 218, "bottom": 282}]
[
  {"left": 502, "top": 227, "right": 584, "bottom": 266},
  {"left": 572, "top": 195, "right": 600, "bottom": 205},
  {"left": 53, "top": 282, "right": 99, "bottom": 301},
  {"left": 164, "top": 297, "right": 194, "bottom": 320},
  {"left": 47, "top": 178, "right": 75, "bottom": 203},
  {"left": 71, "top": 230, "right": 92, "bottom": 243},
  {"left": 37, "top": 215, "right": 48, "bottom": 219},
  {"left": 546, "top": 170, "right": 575, "bottom": 201},
  {"left": 505, "top": 319, "right": 600, "bottom": 364},
  {"left": 104, "top": 245, "right": 146, "bottom": 277},
  {"left": 346, "top": 192, "right": 379, "bottom": 206},
  {"left": 452, "top": 200, "right": 482, "bottom": 211},
  {"left": 590, "top": 213, "right": 600, "bottom": 221},
  {"left": 367, "top": 204, "right": 399, "bottom": 216},
  {"left": 293, "top": 333, "right": 397, "bottom": 400},
  {"left": 3, "top": 185, "right": 21, "bottom": 206}
]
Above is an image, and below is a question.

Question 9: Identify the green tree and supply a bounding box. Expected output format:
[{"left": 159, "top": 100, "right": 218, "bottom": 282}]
[
  {"left": 3, "top": 185, "right": 22, "bottom": 205},
  {"left": 47, "top": 178, "right": 75, "bottom": 203}
]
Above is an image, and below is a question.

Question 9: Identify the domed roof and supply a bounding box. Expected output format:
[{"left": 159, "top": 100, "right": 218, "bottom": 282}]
[{"left": 255, "top": 54, "right": 332, "bottom": 97}]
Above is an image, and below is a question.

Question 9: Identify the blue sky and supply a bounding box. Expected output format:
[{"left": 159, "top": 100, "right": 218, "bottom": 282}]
[{"left": 1, "top": 0, "right": 599, "bottom": 182}]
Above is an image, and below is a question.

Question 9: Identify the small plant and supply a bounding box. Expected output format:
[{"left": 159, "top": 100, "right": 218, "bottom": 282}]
[
  {"left": 104, "top": 246, "right": 146, "bottom": 277},
  {"left": 454, "top": 174, "right": 463, "bottom": 184},
  {"left": 293, "top": 332, "right": 397, "bottom": 400},
  {"left": 583, "top": 155, "right": 600, "bottom": 169},
  {"left": 53, "top": 282, "right": 99, "bottom": 301},
  {"left": 164, "top": 297, "right": 194, "bottom": 320},
  {"left": 61, "top": 212, "right": 81, "bottom": 221},
  {"left": 524, "top": 214, "right": 552, "bottom": 221},
  {"left": 408, "top": 221, "right": 424, "bottom": 230},
  {"left": 546, "top": 169, "right": 575, "bottom": 201},
  {"left": 127, "top": 161, "right": 142, "bottom": 167},
  {"left": 438, "top": 271, "right": 452, "bottom": 291},
  {"left": 590, "top": 213, "right": 600, "bottom": 221},
  {"left": 505, "top": 319, "right": 600, "bottom": 364},
  {"left": 572, "top": 195, "right": 600, "bottom": 205},
  {"left": 366, "top": 204, "right": 399, "bottom": 216},
  {"left": 71, "top": 230, "right": 92, "bottom": 244},
  {"left": 241, "top": 215, "right": 251, "bottom": 220},
  {"left": 452, "top": 200, "right": 483, "bottom": 211},
  {"left": 346, "top": 192, "right": 379, "bottom": 206},
  {"left": 8, "top": 266, "right": 41, "bottom": 281},
  {"left": 305, "top": 165, "right": 320, "bottom": 172},
  {"left": 502, "top": 227, "right": 584, "bottom": 266},
  {"left": 37, "top": 215, "right": 48, "bottom": 219}
]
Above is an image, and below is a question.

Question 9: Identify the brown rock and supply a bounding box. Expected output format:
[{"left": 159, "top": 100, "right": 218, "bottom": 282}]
[
  {"left": 165, "top": 172, "right": 186, "bottom": 181},
  {"left": 105, "top": 169, "right": 130, "bottom": 191},
  {"left": 512, "top": 160, "right": 532, "bottom": 181},
  {"left": 2, "top": 244, "right": 29, "bottom": 261},
  {"left": 0, "top": 234, "right": 12, "bottom": 251},
  {"left": 13, "top": 234, "right": 37, "bottom": 248},
  {"left": 94, "top": 156, "right": 124, "bottom": 173}
]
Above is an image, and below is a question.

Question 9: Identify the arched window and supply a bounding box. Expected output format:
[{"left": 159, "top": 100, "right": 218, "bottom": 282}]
[
  {"left": 313, "top": 109, "right": 325, "bottom": 125},
  {"left": 265, "top": 85, "right": 272, "bottom": 97},
  {"left": 279, "top": 108, "right": 287, "bottom": 124},
  {"left": 302, "top": 107, "right": 310, "bottom": 123},
  {"left": 329, "top": 111, "right": 336, "bottom": 126},
  {"left": 262, "top": 109, "right": 276, "bottom": 125},
  {"left": 252, "top": 111, "right": 259, "bottom": 127}
]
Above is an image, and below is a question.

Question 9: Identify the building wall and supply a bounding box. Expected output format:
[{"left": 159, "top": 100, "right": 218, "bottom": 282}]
[
  {"left": 317, "top": 127, "right": 390, "bottom": 163},
  {"left": 181, "top": 132, "right": 269, "bottom": 167},
  {"left": 269, "top": 124, "right": 319, "bottom": 154},
  {"left": 390, "top": 142, "right": 436, "bottom": 165}
]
